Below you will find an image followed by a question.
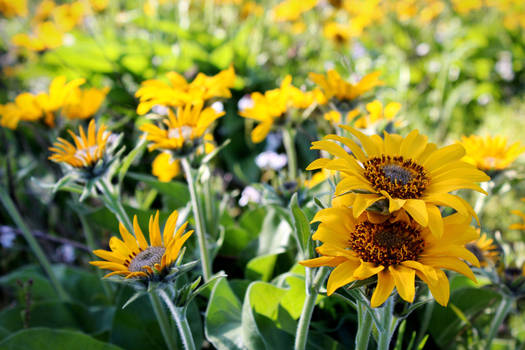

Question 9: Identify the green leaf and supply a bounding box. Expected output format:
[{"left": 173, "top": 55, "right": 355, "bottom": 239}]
[
  {"left": 428, "top": 287, "right": 501, "bottom": 348},
  {"left": 127, "top": 172, "right": 190, "bottom": 208},
  {"left": 289, "top": 193, "right": 311, "bottom": 258},
  {"left": 245, "top": 253, "right": 280, "bottom": 282},
  {"left": 0, "top": 328, "right": 122, "bottom": 350},
  {"left": 205, "top": 279, "right": 244, "bottom": 350}
]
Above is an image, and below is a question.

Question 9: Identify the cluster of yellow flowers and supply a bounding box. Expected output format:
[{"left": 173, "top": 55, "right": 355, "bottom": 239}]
[
  {"left": 300, "top": 126, "right": 490, "bottom": 307},
  {"left": 272, "top": 0, "right": 525, "bottom": 44},
  {"left": 137, "top": 66, "right": 236, "bottom": 182},
  {"left": 6, "top": 0, "right": 107, "bottom": 52},
  {"left": 0, "top": 76, "right": 109, "bottom": 129}
]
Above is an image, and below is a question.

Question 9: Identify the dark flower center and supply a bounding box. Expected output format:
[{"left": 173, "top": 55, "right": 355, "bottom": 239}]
[
  {"left": 363, "top": 155, "right": 429, "bottom": 199},
  {"left": 349, "top": 221, "right": 424, "bottom": 267},
  {"left": 128, "top": 246, "right": 166, "bottom": 273}
]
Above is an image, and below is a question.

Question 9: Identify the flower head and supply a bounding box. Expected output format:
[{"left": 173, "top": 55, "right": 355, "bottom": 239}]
[
  {"left": 0, "top": 0, "right": 27, "bottom": 18},
  {"left": 272, "top": 0, "right": 316, "bottom": 22},
  {"left": 62, "top": 86, "right": 110, "bottom": 120},
  {"left": 354, "top": 100, "right": 402, "bottom": 129},
  {"left": 308, "top": 126, "right": 490, "bottom": 237},
  {"left": 90, "top": 210, "right": 193, "bottom": 282},
  {"left": 11, "top": 21, "right": 64, "bottom": 52},
  {"left": 510, "top": 200, "right": 525, "bottom": 231},
  {"left": 459, "top": 135, "right": 525, "bottom": 171},
  {"left": 36, "top": 76, "right": 86, "bottom": 126},
  {"left": 300, "top": 209, "right": 479, "bottom": 307},
  {"left": 49, "top": 120, "right": 116, "bottom": 179},
  {"left": 309, "top": 70, "right": 383, "bottom": 102},
  {"left": 0, "top": 93, "right": 43, "bottom": 129},
  {"left": 140, "top": 101, "right": 224, "bottom": 157},
  {"left": 135, "top": 66, "right": 235, "bottom": 115},
  {"left": 466, "top": 233, "right": 499, "bottom": 267}
]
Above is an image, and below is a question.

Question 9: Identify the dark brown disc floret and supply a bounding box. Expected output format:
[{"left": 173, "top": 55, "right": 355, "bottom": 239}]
[{"left": 363, "top": 155, "right": 429, "bottom": 199}]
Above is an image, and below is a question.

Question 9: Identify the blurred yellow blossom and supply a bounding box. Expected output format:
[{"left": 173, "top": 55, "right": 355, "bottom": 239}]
[
  {"left": 272, "top": 0, "right": 317, "bottom": 22},
  {"left": 0, "top": 93, "right": 43, "bottom": 129},
  {"left": 354, "top": 100, "right": 401, "bottom": 129},
  {"left": 309, "top": 70, "right": 383, "bottom": 101},
  {"left": 36, "top": 76, "right": 86, "bottom": 126},
  {"left": 152, "top": 152, "right": 181, "bottom": 182},
  {"left": 89, "top": 0, "right": 109, "bottom": 12},
  {"left": 63, "top": 86, "right": 110, "bottom": 120},
  {"left": 323, "top": 21, "right": 360, "bottom": 45},
  {"left": 12, "top": 21, "right": 64, "bottom": 52},
  {"left": 460, "top": 135, "right": 525, "bottom": 171},
  {"left": 0, "top": 0, "right": 27, "bottom": 18}
]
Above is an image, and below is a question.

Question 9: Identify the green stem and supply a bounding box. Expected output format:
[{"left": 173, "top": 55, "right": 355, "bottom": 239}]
[
  {"left": 149, "top": 293, "right": 178, "bottom": 350},
  {"left": 356, "top": 301, "right": 373, "bottom": 350},
  {"left": 181, "top": 158, "right": 212, "bottom": 281},
  {"left": 283, "top": 127, "right": 298, "bottom": 180},
  {"left": 415, "top": 294, "right": 434, "bottom": 347},
  {"left": 202, "top": 166, "right": 216, "bottom": 237},
  {"left": 486, "top": 295, "right": 513, "bottom": 348},
  {"left": 294, "top": 267, "right": 330, "bottom": 350},
  {"left": 98, "top": 179, "right": 133, "bottom": 233},
  {"left": 158, "top": 289, "right": 196, "bottom": 350},
  {"left": 0, "top": 186, "right": 69, "bottom": 301},
  {"left": 376, "top": 296, "right": 396, "bottom": 350}
]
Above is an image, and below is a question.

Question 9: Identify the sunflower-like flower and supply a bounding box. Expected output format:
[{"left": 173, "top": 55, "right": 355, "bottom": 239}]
[
  {"left": 135, "top": 66, "right": 235, "bottom": 115},
  {"left": 49, "top": 119, "right": 117, "bottom": 179},
  {"left": 309, "top": 70, "right": 383, "bottom": 102},
  {"left": 240, "top": 75, "right": 324, "bottom": 143},
  {"left": 0, "top": 93, "right": 43, "bottom": 129},
  {"left": 140, "top": 101, "right": 223, "bottom": 157},
  {"left": 459, "top": 135, "right": 525, "bottom": 172},
  {"left": 466, "top": 233, "right": 499, "bottom": 267},
  {"left": 272, "top": 0, "right": 317, "bottom": 22},
  {"left": 0, "top": 0, "right": 27, "bottom": 18},
  {"left": 300, "top": 209, "right": 480, "bottom": 307},
  {"left": 323, "top": 22, "right": 361, "bottom": 45},
  {"left": 62, "top": 86, "right": 110, "bottom": 120},
  {"left": 11, "top": 21, "right": 64, "bottom": 52},
  {"left": 354, "top": 100, "right": 402, "bottom": 129},
  {"left": 36, "top": 76, "right": 86, "bottom": 126},
  {"left": 90, "top": 210, "right": 193, "bottom": 282},
  {"left": 308, "top": 126, "right": 490, "bottom": 237}
]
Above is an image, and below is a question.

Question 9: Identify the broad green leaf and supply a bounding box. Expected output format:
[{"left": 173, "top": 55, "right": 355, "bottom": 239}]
[
  {"left": 289, "top": 193, "right": 311, "bottom": 257},
  {"left": 245, "top": 253, "right": 280, "bottom": 282},
  {"left": 205, "top": 279, "right": 244, "bottom": 350},
  {"left": 127, "top": 172, "right": 190, "bottom": 208},
  {"left": 0, "top": 328, "right": 122, "bottom": 350}
]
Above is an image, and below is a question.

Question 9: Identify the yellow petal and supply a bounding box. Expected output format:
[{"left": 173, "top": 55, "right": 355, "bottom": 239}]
[
  {"left": 426, "top": 204, "right": 443, "bottom": 238},
  {"left": 370, "top": 269, "right": 395, "bottom": 308},
  {"left": 326, "top": 259, "right": 361, "bottom": 295},
  {"left": 404, "top": 199, "right": 428, "bottom": 226},
  {"left": 352, "top": 261, "right": 384, "bottom": 279},
  {"left": 389, "top": 265, "right": 415, "bottom": 303}
]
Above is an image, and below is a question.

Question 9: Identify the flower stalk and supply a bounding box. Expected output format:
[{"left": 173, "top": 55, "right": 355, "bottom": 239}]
[
  {"left": 282, "top": 127, "right": 298, "bottom": 180},
  {"left": 181, "top": 157, "right": 212, "bottom": 281},
  {"left": 294, "top": 267, "right": 330, "bottom": 350},
  {"left": 355, "top": 300, "right": 373, "bottom": 350},
  {"left": 158, "top": 289, "right": 196, "bottom": 350},
  {"left": 0, "top": 186, "right": 69, "bottom": 301},
  {"left": 149, "top": 293, "right": 178, "bottom": 350},
  {"left": 486, "top": 295, "right": 513, "bottom": 348}
]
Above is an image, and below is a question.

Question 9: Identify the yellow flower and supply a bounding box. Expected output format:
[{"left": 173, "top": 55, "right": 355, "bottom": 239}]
[
  {"left": 53, "top": 1, "right": 86, "bottom": 31},
  {"left": 354, "top": 100, "right": 401, "bottom": 129},
  {"left": 36, "top": 76, "right": 86, "bottom": 126},
  {"left": 152, "top": 153, "right": 181, "bottom": 182},
  {"left": 140, "top": 101, "right": 224, "bottom": 154},
  {"left": 32, "top": 0, "right": 56, "bottom": 23},
  {"left": 0, "top": 0, "right": 27, "bottom": 18},
  {"left": 300, "top": 210, "right": 479, "bottom": 307},
  {"left": 459, "top": 135, "right": 525, "bottom": 171},
  {"left": 240, "top": 75, "right": 321, "bottom": 143},
  {"left": 323, "top": 22, "right": 360, "bottom": 45},
  {"left": 62, "top": 86, "right": 110, "bottom": 120},
  {"left": 90, "top": 210, "right": 193, "bottom": 280},
  {"left": 11, "top": 21, "right": 64, "bottom": 52},
  {"left": 272, "top": 0, "right": 317, "bottom": 22},
  {"left": 510, "top": 200, "right": 525, "bottom": 231},
  {"left": 451, "top": 0, "right": 484, "bottom": 14},
  {"left": 89, "top": 0, "right": 109, "bottom": 12},
  {"left": 323, "top": 109, "right": 360, "bottom": 125},
  {"left": 49, "top": 119, "right": 110, "bottom": 169},
  {"left": 304, "top": 171, "right": 329, "bottom": 189},
  {"left": 308, "top": 127, "right": 490, "bottom": 237},
  {"left": 466, "top": 233, "right": 499, "bottom": 267},
  {"left": 309, "top": 70, "right": 383, "bottom": 101},
  {"left": 0, "top": 93, "right": 43, "bottom": 129},
  {"left": 240, "top": 1, "right": 264, "bottom": 19},
  {"left": 136, "top": 66, "right": 235, "bottom": 115}
]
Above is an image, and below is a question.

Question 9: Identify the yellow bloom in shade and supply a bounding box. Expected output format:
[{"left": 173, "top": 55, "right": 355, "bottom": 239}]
[
  {"left": 36, "top": 76, "right": 86, "bottom": 126},
  {"left": 510, "top": 200, "right": 525, "bottom": 231},
  {"left": 62, "top": 86, "right": 110, "bottom": 120},
  {"left": 240, "top": 75, "right": 322, "bottom": 143},
  {"left": 89, "top": 0, "right": 109, "bottom": 12},
  {"left": 11, "top": 21, "right": 64, "bottom": 52},
  {"left": 459, "top": 135, "right": 525, "bottom": 171},
  {"left": 140, "top": 102, "right": 224, "bottom": 154},
  {"left": 0, "top": 0, "right": 27, "bottom": 17},
  {"left": 49, "top": 119, "right": 110, "bottom": 169},
  {"left": 90, "top": 210, "right": 193, "bottom": 280},
  {"left": 272, "top": 0, "right": 317, "bottom": 22},
  {"left": 466, "top": 233, "right": 499, "bottom": 267},
  {"left": 308, "top": 126, "right": 490, "bottom": 237},
  {"left": 354, "top": 100, "right": 402, "bottom": 129},
  {"left": 152, "top": 153, "right": 181, "bottom": 182},
  {"left": 300, "top": 210, "right": 479, "bottom": 307},
  {"left": 309, "top": 70, "right": 383, "bottom": 101},
  {"left": 135, "top": 66, "right": 235, "bottom": 115},
  {"left": 323, "top": 22, "right": 360, "bottom": 45},
  {"left": 0, "top": 93, "right": 43, "bottom": 129},
  {"left": 32, "top": 0, "right": 55, "bottom": 23},
  {"left": 53, "top": 1, "right": 86, "bottom": 31}
]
